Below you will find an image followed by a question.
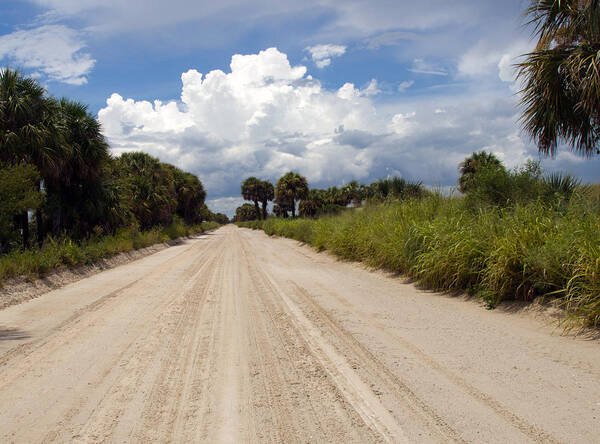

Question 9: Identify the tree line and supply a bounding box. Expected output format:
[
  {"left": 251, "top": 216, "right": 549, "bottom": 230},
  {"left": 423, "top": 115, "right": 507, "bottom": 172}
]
[
  {"left": 236, "top": 147, "right": 587, "bottom": 223},
  {"left": 234, "top": 172, "right": 427, "bottom": 221},
  {"left": 0, "top": 69, "right": 225, "bottom": 253}
]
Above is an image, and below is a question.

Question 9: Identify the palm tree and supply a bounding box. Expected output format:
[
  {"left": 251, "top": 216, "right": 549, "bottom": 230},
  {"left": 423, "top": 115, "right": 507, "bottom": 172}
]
[
  {"left": 299, "top": 189, "right": 325, "bottom": 217},
  {"left": 259, "top": 180, "right": 274, "bottom": 220},
  {"left": 275, "top": 172, "right": 308, "bottom": 218},
  {"left": 241, "top": 177, "right": 262, "bottom": 220},
  {"left": 235, "top": 203, "right": 259, "bottom": 222},
  {"left": 322, "top": 186, "right": 349, "bottom": 206},
  {"left": 0, "top": 69, "right": 66, "bottom": 248},
  {"left": 165, "top": 164, "right": 206, "bottom": 224},
  {"left": 116, "top": 152, "right": 177, "bottom": 229},
  {"left": 458, "top": 151, "right": 504, "bottom": 193},
  {"left": 517, "top": 0, "right": 600, "bottom": 156},
  {"left": 44, "top": 98, "right": 111, "bottom": 238},
  {"left": 342, "top": 180, "right": 364, "bottom": 206},
  {"left": 272, "top": 203, "right": 287, "bottom": 218}
]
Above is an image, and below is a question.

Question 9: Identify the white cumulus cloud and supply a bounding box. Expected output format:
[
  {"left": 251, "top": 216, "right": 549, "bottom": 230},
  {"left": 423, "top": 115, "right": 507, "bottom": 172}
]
[
  {"left": 0, "top": 25, "right": 95, "bottom": 85},
  {"left": 305, "top": 44, "right": 346, "bottom": 68},
  {"left": 97, "top": 47, "right": 583, "bottom": 215},
  {"left": 99, "top": 48, "right": 380, "bottom": 200}
]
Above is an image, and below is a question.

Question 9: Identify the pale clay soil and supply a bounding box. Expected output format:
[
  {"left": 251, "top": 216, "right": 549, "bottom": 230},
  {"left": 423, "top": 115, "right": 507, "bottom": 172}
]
[{"left": 0, "top": 225, "right": 598, "bottom": 443}]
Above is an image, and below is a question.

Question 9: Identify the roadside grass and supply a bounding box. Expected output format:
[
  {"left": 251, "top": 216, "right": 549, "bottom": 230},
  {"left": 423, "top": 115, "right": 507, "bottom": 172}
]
[
  {"left": 239, "top": 194, "right": 600, "bottom": 328},
  {"left": 0, "top": 220, "right": 220, "bottom": 284}
]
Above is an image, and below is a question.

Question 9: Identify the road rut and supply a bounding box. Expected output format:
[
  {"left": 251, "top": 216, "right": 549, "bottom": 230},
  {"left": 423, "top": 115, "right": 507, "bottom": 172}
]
[{"left": 0, "top": 225, "right": 598, "bottom": 443}]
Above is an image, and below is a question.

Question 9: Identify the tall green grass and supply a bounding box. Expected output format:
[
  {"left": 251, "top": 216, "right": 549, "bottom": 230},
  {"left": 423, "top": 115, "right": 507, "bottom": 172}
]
[
  {"left": 0, "top": 220, "right": 220, "bottom": 283},
  {"left": 243, "top": 195, "right": 600, "bottom": 327}
]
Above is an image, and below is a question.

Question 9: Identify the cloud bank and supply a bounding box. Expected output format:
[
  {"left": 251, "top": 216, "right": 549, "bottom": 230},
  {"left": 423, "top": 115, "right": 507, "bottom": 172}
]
[{"left": 97, "top": 47, "right": 558, "bottom": 216}]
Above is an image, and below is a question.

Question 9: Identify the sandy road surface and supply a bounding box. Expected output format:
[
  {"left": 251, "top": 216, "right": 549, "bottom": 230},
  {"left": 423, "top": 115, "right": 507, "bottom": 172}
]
[{"left": 0, "top": 225, "right": 599, "bottom": 443}]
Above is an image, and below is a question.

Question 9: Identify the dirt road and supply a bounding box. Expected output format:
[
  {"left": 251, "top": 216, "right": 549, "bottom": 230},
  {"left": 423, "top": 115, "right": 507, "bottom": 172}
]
[{"left": 0, "top": 225, "right": 598, "bottom": 443}]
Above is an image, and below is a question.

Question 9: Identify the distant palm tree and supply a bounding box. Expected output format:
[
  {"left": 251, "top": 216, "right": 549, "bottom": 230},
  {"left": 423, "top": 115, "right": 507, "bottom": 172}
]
[
  {"left": 163, "top": 164, "right": 206, "bottom": 224},
  {"left": 518, "top": 0, "right": 600, "bottom": 156},
  {"left": 259, "top": 180, "right": 274, "bottom": 220},
  {"left": 272, "top": 204, "right": 286, "bottom": 218},
  {"left": 116, "top": 152, "right": 177, "bottom": 229},
  {"left": 299, "top": 189, "right": 325, "bottom": 217},
  {"left": 323, "top": 186, "right": 350, "bottom": 206},
  {"left": 234, "top": 203, "right": 259, "bottom": 222},
  {"left": 458, "top": 151, "right": 504, "bottom": 193},
  {"left": 241, "top": 177, "right": 262, "bottom": 219},
  {"left": 342, "top": 180, "right": 364, "bottom": 206},
  {"left": 275, "top": 172, "right": 308, "bottom": 218}
]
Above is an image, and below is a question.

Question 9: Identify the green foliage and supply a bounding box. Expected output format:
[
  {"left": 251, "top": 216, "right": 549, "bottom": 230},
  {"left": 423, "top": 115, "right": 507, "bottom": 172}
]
[
  {"left": 0, "top": 69, "right": 67, "bottom": 173},
  {"left": 369, "top": 177, "right": 426, "bottom": 201},
  {"left": 235, "top": 220, "right": 265, "bottom": 230},
  {"left": 272, "top": 204, "right": 287, "bottom": 217},
  {"left": 518, "top": 0, "right": 600, "bottom": 156},
  {"left": 275, "top": 171, "right": 308, "bottom": 217},
  {"left": 0, "top": 163, "right": 43, "bottom": 250},
  {"left": 542, "top": 172, "right": 582, "bottom": 203},
  {"left": 461, "top": 157, "right": 567, "bottom": 209},
  {"left": 458, "top": 151, "right": 505, "bottom": 193},
  {"left": 0, "top": 70, "right": 214, "bottom": 258},
  {"left": 114, "top": 152, "right": 178, "bottom": 229},
  {"left": 240, "top": 177, "right": 274, "bottom": 220},
  {"left": 251, "top": 193, "right": 600, "bottom": 328},
  {"left": 259, "top": 180, "right": 274, "bottom": 219},
  {"left": 0, "top": 68, "right": 68, "bottom": 248},
  {"left": 0, "top": 220, "right": 219, "bottom": 284},
  {"left": 243, "top": 172, "right": 427, "bottom": 221},
  {"left": 234, "top": 203, "right": 259, "bottom": 222},
  {"left": 163, "top": 164, "right": 207, "bottom": 225},
  {"left": 298, "top": 189, "right": 325, "bottom": 217},
  {"left": 241, "top": 177, "right": 262, "bottom": 220},
  {"left": 211, "top": 212, "right": 229, "bottom": 225}
]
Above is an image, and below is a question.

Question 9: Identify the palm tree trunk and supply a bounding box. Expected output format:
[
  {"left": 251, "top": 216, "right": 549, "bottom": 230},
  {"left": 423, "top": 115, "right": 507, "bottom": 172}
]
[
  {"left": 262, "top": 200, "right": 268, "bottom": 220},
  {"left": 52, "top": 208, "right": 61, "bottom": 237},
  {"left": 21, "top": 211, "right": 30, "bottom": 250},
  {"left": 291, "top": 203, "right": 296, "bottom": 218},
  {"left": 35, "top": 180, "right": 44, "bottom": 247},
  {"left": 254, "top": 200, "right": 261, "bottom": 220},
  {"left": 36, "top": 208, "right": 44, "bottom": 247}
]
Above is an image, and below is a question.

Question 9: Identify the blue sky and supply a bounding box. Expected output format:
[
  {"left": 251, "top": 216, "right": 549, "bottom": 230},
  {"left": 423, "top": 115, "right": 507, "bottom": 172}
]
[{"left": 1, "top": 0, "right": 599, "bottom": 215}]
